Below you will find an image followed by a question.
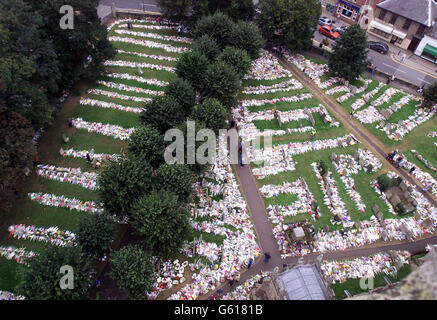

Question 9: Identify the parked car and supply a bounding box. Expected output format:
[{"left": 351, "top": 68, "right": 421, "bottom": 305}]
[
  {"left": 368, "top": 41, "right": 389, "bottom": 54},
  {"left": 318, "top": 17, "right": 333, "bottom": 26},
  {"left": 319, "top": 25, "right": 340, "bottom": 40},
  {"left": 333, "top": 25, "right": 348, "bottom": 35}
]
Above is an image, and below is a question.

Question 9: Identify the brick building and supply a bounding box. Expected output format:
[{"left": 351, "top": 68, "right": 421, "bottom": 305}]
[{"left": 367, "top": 0, "right": 437, "bottom": 52}]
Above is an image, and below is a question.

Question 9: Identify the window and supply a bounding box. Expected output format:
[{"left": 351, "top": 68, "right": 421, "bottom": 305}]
[
  {"left": 372, "top": 27, "right": 390, "bottom": 38},
  {"left": 353, "top": 11, "right": 358, "bottom": 21},
  {"left": 402, "top": 19, "right": 411, "bottom": 30},
  {"left": 389, "top": 14, "right": 397, "bottom": 25},
  {"left": 391, "top": 35, "right": 403, "bottom": 44},
  {"left": 341, "top": 5, "right": 354, "bottom": 18},
  {"left": 378, "top": 9, "right": 386, "bottom": 20}
]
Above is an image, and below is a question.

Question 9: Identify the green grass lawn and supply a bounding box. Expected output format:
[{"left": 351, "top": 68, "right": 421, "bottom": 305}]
[{"left": 331, "top": 263, "right": 412, "bottom": 299}]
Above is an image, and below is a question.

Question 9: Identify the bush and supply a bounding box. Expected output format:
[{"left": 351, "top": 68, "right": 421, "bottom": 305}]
[
  {"left": 191, "top": 98, "right": 228, "bottom": 135},
  {"left": 391, "top": 176, "right": 403, "bottom": 187},
  {"left": 175, "top": 50, "right": 209, "bottom": 91},
  {"left": 192, "top": 35, "right": 221, "bottom": 62},
  {"left": 76, "top": 213, "right": 115, "bottom": 257},
  {"left": 318, "top": 160, "right": 328, "bottom": 176},
  {"left": 140, "top": 95, "right": 186, "bottom": 134},
  {"left": 164, "top": 78, "right": 196, "bottom": 116},
  {"left": 109, "top": 245, "right": 154, "bottom": 299},
  {"left": 395, "top": 203, "right": 406, "bottom": 215},
  {"left": 218, "top": 46, "right": 252, "bottom": 79},
  {"left": 128, "top": 125, "right": 166, "bottom": 169},
  {"left": 377, "top": 174, "right": 391, "bottom": 192},
  {"left": 193, "top": 13, "right": 235, "bottom": 49}
]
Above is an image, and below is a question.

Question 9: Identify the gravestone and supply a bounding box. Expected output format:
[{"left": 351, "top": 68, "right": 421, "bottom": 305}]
[
  {"left": 404, "top": 203, "right": 415, "bottom": 214},
  {"left": 323, "top": 224, "right": 329, "bottom": 233},
  {"left": 385, "top": 190, "right": 393, "bottom": 199},
  {"left": 354, "top": 221, "right": 362, "bottom": 230},
  {"left": 346, "top": 136, "right": 352, "bottom": 145},
  {"left": 377, "top": 211, "right": 384, "bottom": 222},
  {"left": 359, "top": 159, "right": 365, "bottom": 167},
  {"left": 380, "top": 230, "right": 389, "bottom": 240},
  {"left": 403, "top": 191, "right": 411, "bottom": 200},
  {"left": 372, "top": 205, "right": 379, "bottom": 214},
  {"left": 390, "top": 195, "right": 402, "bottom": 206},
  {"left": 366, "top": 164, "right": 374, "bottom": 173},
  {"left": 353, "top": 152, "right": 360, "bottom": 161},
  {"left": 411, "top": 199, "right": 418, "bottom": 207},
  {"left": 422, "top": 219, "right": 433, "bottom": 229},
  {"left": 293, "top": 227, "right": 305, "bottom": 241},
  {"left": 309, "top": 114, "right": 315, "bottom": 126},
  {"left": 414, "top": 211, "right": 421, "bottom": 220},
  {"left": 330, "top": 154, "right": 338, "bottom": 163},
  {"left": 400, "top": 182, "right": 408, "bottom": 192}
]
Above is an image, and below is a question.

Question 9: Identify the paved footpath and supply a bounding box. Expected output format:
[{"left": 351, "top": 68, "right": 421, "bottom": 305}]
[{"left": 201, "top": 55, "right": 437, "bottom": 299}]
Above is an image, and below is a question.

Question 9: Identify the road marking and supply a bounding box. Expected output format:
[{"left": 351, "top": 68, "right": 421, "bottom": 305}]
[
  {"left": 418, "top": 78, "right": 432, "bottom": 85},
  {"left": 390, "top": 53, "right": 437, "bottom": 79},
  {"left": 382, "top": 62, "right": 395, "bottom": 69}
]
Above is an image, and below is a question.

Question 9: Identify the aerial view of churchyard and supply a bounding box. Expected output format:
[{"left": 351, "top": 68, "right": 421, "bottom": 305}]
[{"left": 0, "top": 0, "right": 436, "bottom": 306}]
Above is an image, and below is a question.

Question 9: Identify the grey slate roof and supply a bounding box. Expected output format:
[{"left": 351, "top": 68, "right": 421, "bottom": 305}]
[
  {"left": 277, "top": 265, "right": 330, "bottom": 300},
  {"left": 377, "top": 0, "right": 437, "bottom": 27}
]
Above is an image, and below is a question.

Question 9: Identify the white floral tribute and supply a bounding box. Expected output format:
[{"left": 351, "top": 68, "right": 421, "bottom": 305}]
[
  {"left": 242, "top": 78, "right": 303, "bottom": 94},
  {"left": 108, "top": 36, "right": 187, "bottom": 53},
  {"left": 8, "top": 224, "right": 76, "bottom": 247},
  {"left": 79, "top": 98, "right": 144, "bottom": 114},
  {"left": 28, "top": 192, "right": 104, "bottom": 214},
  {"left": 36, "top": 164, "right": 98, "bottom": 190},
  {"left": 104, "top": 72, "right": 169, "bottom": 86},
  {"left": 351, "top": 82, "right": 385, "bottom": 111},
  {"left": 113, "top": 29, "right": 192, "bottom": 44},
  {"left": 72, "top": 118, "right": 135, "bottom": 141},
  {"left": 103, "top": 59, "right": 175, "bottom": 72},
  {"left": 116, "top": 49, "right": 178, "bottom": 62},
  {"left": 241, "top": 93, "right": 313, "bottom": 107},
  {"left": 96, "top": 80, "right": 164, "bottom": 96},
  {"left": 87, "top": 89, "right": 152, "bottom": 103},
  {"left": 244, "top": 50, "right": 292, "bottom": 80},
  {"left": 320, "top": 251, "right": 410, "bottom": 284},
  {"left": 0, "top": 291, "right": 25, "bottom": 300},
  {"left": 60, "top": 147, "right": 120, "bottom": 163},
  {"left": 0, "top": 246, "right": 37, "bottom": 265}
]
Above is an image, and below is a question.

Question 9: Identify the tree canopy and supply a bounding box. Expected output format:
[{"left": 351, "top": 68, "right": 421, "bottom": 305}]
[
  {"left": 422, "top": 82, "right": 437, "bottom": 109},
  {"left": 140, "top": 95, "right": 186, "bottom": 134},
  {"left": 191, "top": 98, "right": 228, "bottom": 135},
  {"left": 131, "top": 191, "right": 191, "bottom": 259},
  {"left": 165, "top": 78, "right": 196, "bottom": 116},
  {"left": 109, "top": 245, "right": 155, "bottom": 299},
  {"left": 328, "top": 24, "right": 370, "bottom": 82},
  {"left": 17, "top": 245, "right": 92, "bottom": 300},
  {"left": 128, "top": 125, "right": 166, "bottom": 169},
  {"left": 218, "top": 46, "right": 252, "bottom": 78},
  {"left": 97, "top": 158, "right": 153, "bottom": 218},
  {"left": 175, "top": 50, "right": 209, "bottom": 92},
  {"left": 155, "top": 163, "right": 195, "bottom": 202},
  {"left": 191, "top": 35, "right": 221, "bottom": 63},
  {"left": 76, "top": 213, "right": 116, "bottom": 257},
  {"left": 257, "top": 0, "right": 321, "bottom": 51},
  {"left": 193, "top": 12, "right": 235, "bottom": 49}
]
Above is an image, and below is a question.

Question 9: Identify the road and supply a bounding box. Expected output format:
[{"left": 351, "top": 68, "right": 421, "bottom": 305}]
[
  {"left": 99, "top": 0, "right": 159, "bottom": 12},
  {"left": 313, "top": 28, "right": 436, "bottom": 87}
]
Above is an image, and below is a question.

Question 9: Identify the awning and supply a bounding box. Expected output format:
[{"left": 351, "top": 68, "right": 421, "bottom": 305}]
[
  {"left": 339, "top": 0, "right": 361, "bottom": 11},
  {"left": 392, "top": 29, "right": 407, "bottom": 39},
  {"left": 369, "top": 20, "right": 393, "bottom": 34},
  {"left": 423, "top": 44, "right": 437, "bottom": 57}
]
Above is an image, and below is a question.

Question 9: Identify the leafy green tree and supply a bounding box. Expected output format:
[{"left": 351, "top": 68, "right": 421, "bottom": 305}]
[
  {"left": 0, "top": 103, "right": 36, "bottom": 215},
  {"left": 109, "top": 245, "right": 154, "bottom": 300},
  {"left": 377, "top": 174, "right": 391, "bottom": 192},
  {"left": 328, "top": 24, "right": 370, "bottom": 82},
  {"left": 191, "top": 0, "right": 255, "bottom": 22},
  {"left": 257, "top": 0, "right": 321, "bottom": 51},
  {"left": 155, "top": 163, "right": 195, "bottom": 202},
  {"left": 28, "top": 0, "right": 115, "bottom": 86},
  {"left": 203, "top": 60, "right": 240, "bottom": 109},
  {"left": 131, "top": 191, "right": 190, "bottom": 259},
  {"left": 191, "top": 98, "right": 228, "bottom": 135},
  {"left": 231, "top": 21, "right": 264, "bottom": 60},
  {"left": 175, "top": 50, "right": 209, "bottom": 92},
  {"left": 98, "top": 158, "right": 153, "bottom": 218},
  {"left": 422, "top": 82, "right": 437, "bottom": 109},
  {"left": 128, "top": 126, "right": 166, "bottom": 169},
  {"left": 218, "top": 46, "right": 252, "bottom": 78},
  {"left": 192, "top": 35, "right": 221, "bottom": 63},
  {"left": 76, "top": 213, "right": 115, "bottom": 257},
  {"left": 193, "top": 12, "right": 235, "bottom": 49},
  {"left": 157, "top": 0, "right": 192, "bottom": 22},
  {"left": 16, "top": 245, "right": 92, "bottom": 300},
  {"left": 140, "top": 96, "right": 186, "bottom": 134},
  {"left": 165, "top": 78, "right": 196, "bottom": 116}
]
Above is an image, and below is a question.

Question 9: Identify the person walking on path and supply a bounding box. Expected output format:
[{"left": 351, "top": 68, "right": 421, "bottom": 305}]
[
  {"left": 247, "top": 258, "right": 254, "bottom": 269},
  {"left": 228, "top": 279, "right": 235, "bottom": 287},
  {"left": 264, "top": 252, "right": 271, "bottom": 263},
  {"left": 409, "top": 166, "right": 416, "bottom": 174},
  {"left": 370, "top": 65, "right": 376, "bottom": 77},
  {"left": 386, "top": 75, "right": 391, "bottom": 84},
  {"left": 67, "top": 117, "right": 72, "bottom": 128},
  {"left": 233, "top": 272, "right": 240, "bottom": 283}
]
